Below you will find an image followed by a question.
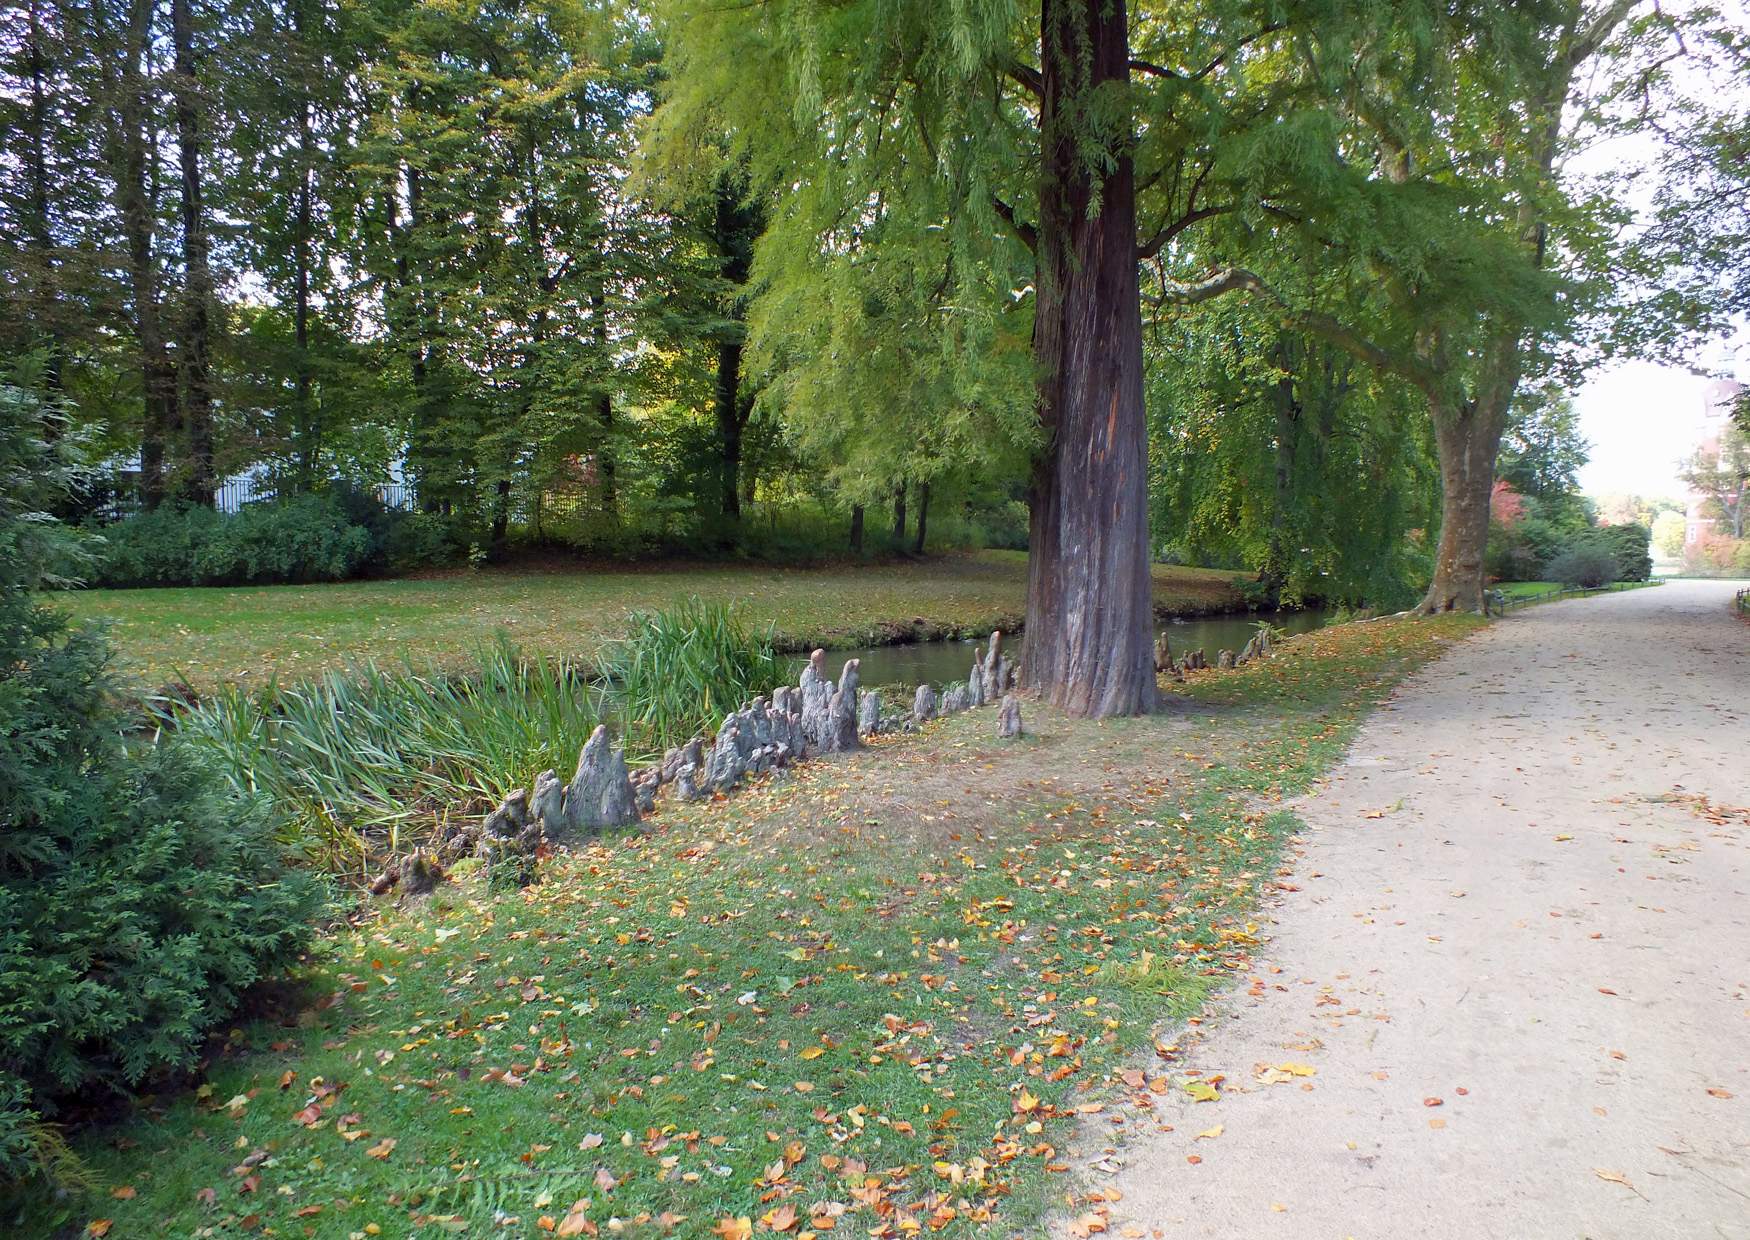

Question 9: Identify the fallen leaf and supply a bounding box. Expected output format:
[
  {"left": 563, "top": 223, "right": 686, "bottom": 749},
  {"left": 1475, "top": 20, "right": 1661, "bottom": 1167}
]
[
  {"left": 1594, "top": 1168, "right": 1634, "bottom": 1190},
  {"left": 86, "top": 1222, "right": 112, "bottom": 1238},
  {"left": 1706, "top": 1088, "right": 1733, "bottom": 1099},
  {"left": 1196, "top": 1125, "right": 1223, "bottom": 1140},
  {"left": 711, "top": 1218, "right": 752, "bottom": 1240},
  {"left": 109, "top": 1187, "right": 136, "bottom": 1200},
  {"left": 366, "top": 1137, "right": 397, "bottom": 1159},
  {"left": 557, "top": 1199, "right": 593, "bottom": 1237}
]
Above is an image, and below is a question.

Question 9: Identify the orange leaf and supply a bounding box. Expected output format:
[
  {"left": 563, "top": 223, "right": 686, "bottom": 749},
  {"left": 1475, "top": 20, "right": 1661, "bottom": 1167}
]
[{"left": 712, "top": 1218, "right": 753, "bottom": 1240}]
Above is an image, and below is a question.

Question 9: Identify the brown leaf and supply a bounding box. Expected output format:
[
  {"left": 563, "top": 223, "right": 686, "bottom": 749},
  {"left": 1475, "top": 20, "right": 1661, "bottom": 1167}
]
[
  {"left": 556, "top": 1199, "right": 593, "bottom": 1237},
  {"left": 365, "top": 1137, "right": 397, "bottom": 1160}
]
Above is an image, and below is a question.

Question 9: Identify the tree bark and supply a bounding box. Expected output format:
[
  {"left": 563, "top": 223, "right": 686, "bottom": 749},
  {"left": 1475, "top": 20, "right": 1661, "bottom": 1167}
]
[
  {"left": 912, "top": 483, "right": 929, "bottom": 555},
  {"left": 849, "top": 504, "right": 864, "bottom": 554},
  {"left": 98, "top": 0, "right": 177, "bottom": 510},
  {"left": 1420, "top": 398, "right": 1502, "bottom": 613},
  {"left": 22, "top": 0, "right": 63, "bottom": 396},
  {"left": 713, "top": 334, "right": 744, "bottom": 520},
  {"left": 892, "top": 481, "right": 906, "bottom": 544},
  {"left": 172, "top": 0, "right": 215, "bottom": 506},
  {"left": 1021, "top": 0, "right": 1156, "bottom": 717},
  {"left": 291, "top": 0, "right": 316, "bottom": 488}
]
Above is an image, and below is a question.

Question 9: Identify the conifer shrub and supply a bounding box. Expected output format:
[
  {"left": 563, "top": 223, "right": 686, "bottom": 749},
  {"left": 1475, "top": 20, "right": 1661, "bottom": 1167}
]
[{"left": 0, "top": 375, "right": 320, "bottom": 1183}]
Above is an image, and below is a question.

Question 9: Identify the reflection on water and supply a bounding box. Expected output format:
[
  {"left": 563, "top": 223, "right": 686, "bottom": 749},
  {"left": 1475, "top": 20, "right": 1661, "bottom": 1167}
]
[{"left": 797, "top": 610, "right": 1331, "bottom": 689}]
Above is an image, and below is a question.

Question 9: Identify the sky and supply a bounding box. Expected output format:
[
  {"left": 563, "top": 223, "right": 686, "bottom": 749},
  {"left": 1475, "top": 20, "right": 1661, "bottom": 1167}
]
[
  {"left": 1567, "top": 0, "right": 1748, "bottom": 500},
  {"left": 1574, "top": 360, "right": 1739, "bottom": 499}
]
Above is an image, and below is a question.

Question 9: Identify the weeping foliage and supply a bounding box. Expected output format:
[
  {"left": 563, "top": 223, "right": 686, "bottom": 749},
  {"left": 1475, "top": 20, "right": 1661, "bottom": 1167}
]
[{"left": 1147, "top": 295, "right": 1438, "bottom": 609}]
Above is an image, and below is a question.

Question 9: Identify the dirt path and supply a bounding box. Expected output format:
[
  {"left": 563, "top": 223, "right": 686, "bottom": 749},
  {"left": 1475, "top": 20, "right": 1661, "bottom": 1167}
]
[{"left": 1068, "top": 580, "right": 1750, "bottom": 1240}]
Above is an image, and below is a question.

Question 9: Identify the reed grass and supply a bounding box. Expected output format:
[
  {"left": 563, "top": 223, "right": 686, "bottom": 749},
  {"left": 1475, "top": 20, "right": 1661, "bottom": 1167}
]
[
  {"left": 152, "top": 640, "right": 603, "bottom": 875},
  {"left": 594, "top": 597, "right": 787, "bottom": 754},
  {"left": 152, "top": 601, "right": 789, "bottom": 874}
]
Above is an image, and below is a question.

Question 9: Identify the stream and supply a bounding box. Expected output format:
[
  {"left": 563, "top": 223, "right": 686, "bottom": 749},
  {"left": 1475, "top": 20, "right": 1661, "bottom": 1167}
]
[{"left": 795, "top": 609, "right": 1333, "bottom": 689}]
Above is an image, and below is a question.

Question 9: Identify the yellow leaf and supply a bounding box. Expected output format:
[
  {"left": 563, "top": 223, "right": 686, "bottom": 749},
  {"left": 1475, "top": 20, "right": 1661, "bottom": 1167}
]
[
  {"left": 1594, "top": 1168, "right": 1633, "bottom": 1189},
  {"left": 712, "top": 1218, "right": 753, "bottom": 1240},
  {"left": 1196, "top": 1125, "right": 1223, "bottom": 1140},
  {"left": 365, "top": 1137, "right": 397, "bottom": 1159},
  {"left": 800, "top": 1047, "right": 825, "bottom": 1060}
]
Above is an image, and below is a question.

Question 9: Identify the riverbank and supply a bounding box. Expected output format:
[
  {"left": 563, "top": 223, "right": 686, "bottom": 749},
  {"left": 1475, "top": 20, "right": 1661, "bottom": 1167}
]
[
  {"left": 55, "top": 551, "right": 1251, "bottom": 690},
  {"left": 24, "top": 613, "right": 1480, "bottom": 1239}
]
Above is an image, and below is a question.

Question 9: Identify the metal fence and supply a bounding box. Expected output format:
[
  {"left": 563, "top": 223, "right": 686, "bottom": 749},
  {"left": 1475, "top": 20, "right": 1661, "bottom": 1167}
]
[
  {"left": 1490, "top": 583, "right": 1653, "bottom": 614},
  {"left": 1736, "top": 587, "right": 1748, "bottom": 617}
]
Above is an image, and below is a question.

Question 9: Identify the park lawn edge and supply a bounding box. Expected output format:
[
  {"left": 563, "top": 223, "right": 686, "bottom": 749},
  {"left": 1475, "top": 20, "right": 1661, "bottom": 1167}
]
[
  {"left": 21, "top": 613, "right": 1482, "bottom": 1240},
  {"left": 55, "top": 551, "right": 1254, "bottom": 693}
]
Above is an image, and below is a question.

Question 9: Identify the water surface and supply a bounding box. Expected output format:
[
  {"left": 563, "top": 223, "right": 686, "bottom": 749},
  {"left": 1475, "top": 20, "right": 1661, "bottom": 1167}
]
[{"left": 799, "top": 609, "right": 1332, "bottom": 689}]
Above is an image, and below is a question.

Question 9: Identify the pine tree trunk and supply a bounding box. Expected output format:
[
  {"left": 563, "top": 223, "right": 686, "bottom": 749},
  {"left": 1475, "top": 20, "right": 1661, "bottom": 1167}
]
[
  {"left": 913, "top": 483, "right": 929, "bottom": 555},
  {"left": 172, "top": 0, "right": 214, "bottom": 506},
  {"left": 1419, "top": 399, "right": 1499, "bottom": 613},
  {"left": 1022, "top": 0, "right": 1156, "bottom": 717}
]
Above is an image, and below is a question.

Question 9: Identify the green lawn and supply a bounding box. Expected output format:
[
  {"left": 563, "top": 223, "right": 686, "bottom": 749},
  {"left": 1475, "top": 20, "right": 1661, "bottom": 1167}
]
[
  {"left": 1496, "top": 579, "right": 1662, "bottom": 602},
  {"left": 56, "top": 552, "right": 1250, "bottom": 690},
  {"left": 30, "top": 613, "right": 1480, "bottom": 1240}
]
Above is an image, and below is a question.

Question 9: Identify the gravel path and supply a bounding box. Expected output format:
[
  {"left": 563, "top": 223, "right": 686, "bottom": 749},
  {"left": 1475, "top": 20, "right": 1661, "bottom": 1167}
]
[{"left": 1069, "top": 580, "right": 1750, "bottom": 1240}]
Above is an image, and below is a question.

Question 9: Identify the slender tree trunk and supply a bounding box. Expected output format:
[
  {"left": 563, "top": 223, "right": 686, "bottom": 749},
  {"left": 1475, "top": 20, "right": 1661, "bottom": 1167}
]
[
  {"left": 912, "top": 483, "right": 929, "bottom": 555},
  {"left": 892, "top": 481, "right": 907, "bottom": 544},
  {"left": 588, "top": 279, "right": 616, "bottom": 513},
  {"left": 1022, "top": 0, "right": 1156, "bottom": 717},
  {"left": 292, "top": 0, "right": 316, "bottom": 488},
  {"left": 172, "top": 0, "right": 214, "bottom": 506},
  {"left": 1261, "top": 336, "right": 1299, "bottom": 601},
  {"left": 102, "top": 0, "right": 177, "bottom": 510},
  {"left": 713, "top": 334, "right": 743, "bottom": 520},
  {"left": 23, "top": 0, "right": 63, "bottom": 396},
  {"left": 849, "top": 504, "right": 864, "bottom": 554}
]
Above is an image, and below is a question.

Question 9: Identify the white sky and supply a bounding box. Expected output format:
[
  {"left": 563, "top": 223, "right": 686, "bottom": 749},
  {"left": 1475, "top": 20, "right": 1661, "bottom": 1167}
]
[
  {"left": 1574, "top": 360, "right": 1735, "bottom": 498},
  {"left": 1569, "top": 0, "right": 1748, "bottom": 499}
]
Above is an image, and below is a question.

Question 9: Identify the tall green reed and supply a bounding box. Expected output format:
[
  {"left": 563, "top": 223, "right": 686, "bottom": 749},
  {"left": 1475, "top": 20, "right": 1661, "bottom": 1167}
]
[
  {"left": 593, "top": 597, "right": 786, "bottom": 754},
  {"left": 152, "top": 640, "right": 603, "bottom": 875}
]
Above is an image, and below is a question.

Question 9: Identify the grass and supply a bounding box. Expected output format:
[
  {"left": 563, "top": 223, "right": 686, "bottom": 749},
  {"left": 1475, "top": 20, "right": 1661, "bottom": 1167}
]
[
  {"left": 25, "top": 612, "right": 1481, "bottom": 1240},
  {"left": 55, "top": 552, "right": 1249, "bottom": 691},
  {"left": 1495, "top": 579, "right": 1663, "bottom": 603}
]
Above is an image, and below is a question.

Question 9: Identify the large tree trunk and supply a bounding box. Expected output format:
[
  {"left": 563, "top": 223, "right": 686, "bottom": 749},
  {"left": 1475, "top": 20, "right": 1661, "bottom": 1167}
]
[
  {"left": 172, "top": 0, "right": 214, "bottom": 506},
  {"left": 1419, "top": 399, "right": 1501, "bottom": 613},
  {"left": 1022, "top": 0, "right": 1156, "bottom": 717}
]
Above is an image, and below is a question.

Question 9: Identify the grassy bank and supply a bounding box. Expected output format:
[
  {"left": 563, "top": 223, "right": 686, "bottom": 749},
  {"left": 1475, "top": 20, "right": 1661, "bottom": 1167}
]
[
  {"left": 57, "top": 552, "right": 1248, "bottom": 690},
  {"left": 25, "top": 613, "right": 1480, "bottom": 1240}
]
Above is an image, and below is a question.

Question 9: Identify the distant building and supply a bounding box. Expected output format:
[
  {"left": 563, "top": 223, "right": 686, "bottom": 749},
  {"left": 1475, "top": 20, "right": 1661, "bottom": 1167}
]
[{"left": 1685, "top": 379, "right": 1745, "bottom": 545}]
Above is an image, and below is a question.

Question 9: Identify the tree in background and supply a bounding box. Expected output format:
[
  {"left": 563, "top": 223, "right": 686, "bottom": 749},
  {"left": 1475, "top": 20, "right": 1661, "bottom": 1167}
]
[{"left": 1679, "top": 422, "right": 1750, "bottom": 540}]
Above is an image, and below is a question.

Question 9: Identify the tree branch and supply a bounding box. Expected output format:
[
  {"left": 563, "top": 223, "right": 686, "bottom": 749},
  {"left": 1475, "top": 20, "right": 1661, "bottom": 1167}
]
[
  {"left": 1135, "top": 204, "right": 1229, "bottom": 260},
  {"left": 991, "top": 195, "right": 1037, "bottom": 252},
  {"left": 1151, "top": 267, "right": 1442, "bottom": 395}
]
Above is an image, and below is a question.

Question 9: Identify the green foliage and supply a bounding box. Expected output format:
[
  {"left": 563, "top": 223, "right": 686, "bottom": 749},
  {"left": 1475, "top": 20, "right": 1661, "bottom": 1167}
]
[
  {"left": 1651, "top": 510, "right": 1687, "bottom": 558},
  {"left": 90, "top": 490, "right": 459, "bottom": 588},
  {"left": 1544, "top": 543, "right": 1620, "bottom": 589},
  {"left": 595, "top": 598, "right": 785, "bottom": 754},
  {"left": 1596, "top": 522, "right": 1652, "bottom": 583},
  {"left": 160, "top": 641, "right": 604, "bottom": 874},
  {"left": 0, "top": 375, "right": 319, "bottom": 1184}
]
